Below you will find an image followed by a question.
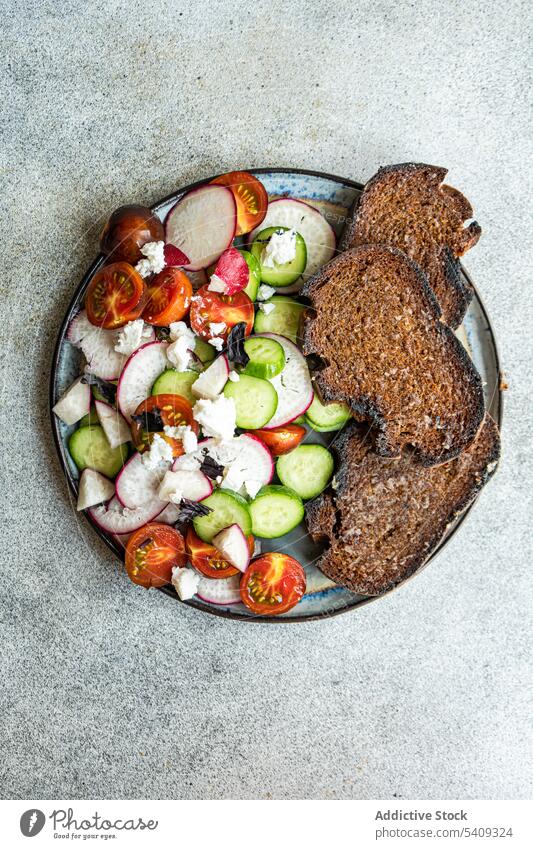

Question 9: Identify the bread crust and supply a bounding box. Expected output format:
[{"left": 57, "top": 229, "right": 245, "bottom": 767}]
[{"left": 306, "top": 416, "right": 500, "bottom": 596}]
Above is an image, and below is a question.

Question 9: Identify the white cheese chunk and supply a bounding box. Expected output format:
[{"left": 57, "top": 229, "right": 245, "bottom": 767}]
[
  {"left": 163, "top": 424, "right": 198, "bottom": 454},
  {"left": 209, "top": 321, "right": 226, "bottom": 336},
  {"left": 208, "top": 337, "right": 225, "bottom": 352},
  {"left": 114, "top": 320, "right": 152, "bottom": 356},
  {"left": 257, "top": 284, "right": 276, "bottom": 301},
  {"left": 135, "top": 240, "right": 166, "bottom": 278},
  {"left": 259, "top": 302, "right": 275, "bottom": 315},
  {"left": 261, "top": 229, "right": 297, "bottom": 268},
  {"left": 172, "top": 566, "right": 200, "bottom": 600},
  {"left": 207, "top": 273, "right": 227, "bottom": 293},
  {"left": 193, "top": 396, "right": 236, "bottom": 442},
  {"left": 228, "top": 370, "right": 240, "bottom": 382},
  {"left": 141, "top": 433, "right": 174, "bottom": 470}
]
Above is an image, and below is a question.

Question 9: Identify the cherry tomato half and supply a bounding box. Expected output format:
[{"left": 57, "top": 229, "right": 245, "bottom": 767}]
[
  {"left": 240, "top": 553, "right": 306, "bottom": 615},
  {"left": 186, "top": 527, "right": 255, "bottom": 579},
  {"left": 211, "top": 171, "right": 268, "bottom": 236},
  {"left": 189, "top": 285, "right": 254, "bottom": 341},
  {"left": 125, "top": 523, "right": 187, "bottom": 588},
  {"left": 142, "top": 267, "right": 193, "bottom": 326},
  {"left": 131, "top": 394, "right": 198, "bottom": 456},
  {"left": 253, "top": 425, "right": 307, "bottom": 456},
  {"left": 100, "top": 204, "right": 164, "bottom": 265},
  {"left": 85, "top": 261, "right": 147, "bottom": 329}
]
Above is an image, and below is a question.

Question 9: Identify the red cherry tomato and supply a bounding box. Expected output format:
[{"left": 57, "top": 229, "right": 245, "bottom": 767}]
[
  {"left": 189, "top": 285, "right": 254, "bottom": 341},
  {"left": 130, "top": 394, "right": 198, "bottom": 456},
  {"left": 253, "top": 425, "right": 307, "bottom": 456},
  {"left": 100, "top": 204, "right": 164, "bottom": 264},
  {"left": 85, "top": 262, "right": 147, "bottom": 329},
  {"left": 142, "top": 268, "right": 193, "bottom": 326},
  {"left": 211, "top": 171, "right": 268, "bottom": 236},
  {"left": 125, "top": 523, "right": 187, "bottom": 588},
  {"left": 186, "top": 527, "right": 254, "bottom": 579},
  {"left": 240, "top": 553, "right": 306, "bottom": 615}
]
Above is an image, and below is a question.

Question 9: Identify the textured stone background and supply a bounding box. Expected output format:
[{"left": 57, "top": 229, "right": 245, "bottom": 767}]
[{"left": 1, "top": 0, "right": 531, "bottom": 799}]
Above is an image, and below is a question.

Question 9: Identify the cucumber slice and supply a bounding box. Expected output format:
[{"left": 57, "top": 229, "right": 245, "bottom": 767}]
[
  {"left": 249, "top": 484, "right": 304, "bottom": 538},
  {"left": 79, "top": 408, "right": 100, "bottom": 427},
  {"left": 193, "top": 489, "right": 252, "bottom": 543},
  {"left": 69, "top": 426, "right": 129, "bottom": 479},
  {"left": 305, "top": 395, "right": 351, "bottom": 431},
  {"left": 276, "top": 444, "right": 334, "bottom": 500},
  {"left": 240, "top": 249, "right": 260, "bottom": 301},
  {"left": 242, "top": 336, "right": 285, "bottom": 380},
  {"left": 223, "top": 374, "right": 278, "bottom": 429},
  {"left": 250, "top": 226, "right": 307, "bottom": 287},
  {"left": 193, "top": 337, "right": 216, "bottom": 365},
  {"left": 152, "top": 369, "right": 199, "bottom": 404},
  {"left": 253, "top": 296, "right": 306, "bottom": 343}
]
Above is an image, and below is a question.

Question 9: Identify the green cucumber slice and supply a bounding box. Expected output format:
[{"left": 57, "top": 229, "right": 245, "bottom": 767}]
[
  {"left": 305, "top": 395, "right": 351, "bottom": 431},
  {"left": 249, "top": 484, "right": 304, "bottom": 538},
  {"left": 152, "top": 369, "right": 199, "bottom": 404},
  {"left": 276, "top": 444, "right": 334, "bottom": 500},
  {"left": 250, "top": 226, "right": 307, "bottom": 287},
  {"left": 69, "top": 425, "right": 129, "bottom": 478},
  {"left": 253, "top": 296, "right": 306, "bottom": 343},
  {"left": 242, "top": 336, "right": 285, "bottom": 380},
  {"left": 240, "top": 249, "right": 260, "bottom": 301},
  {"left": 223, "top": 374, "right": 278, "bottom": 429},
  {"left": 193, "top": 489, "right": 252, "bottom": 543},
  {"left": 193, "top": 337, "right": 216, "bottom": 365},
  {"left": 79, "top": 408, "right": 99, "bottom": 427}
]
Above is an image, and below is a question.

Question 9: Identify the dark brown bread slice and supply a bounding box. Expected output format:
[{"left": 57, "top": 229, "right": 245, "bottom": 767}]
[
  {"left": 340, "top": 163, "right": 481, "bottom": 327},
  {"left": 306, "top": 416, "right": 500, "bottom": 596},
  {"left": 301, "top": 244, "right": 485, "bottom": 466}
]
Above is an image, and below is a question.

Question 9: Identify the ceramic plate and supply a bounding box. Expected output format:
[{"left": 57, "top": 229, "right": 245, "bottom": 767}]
[{"left": 50, "top": 168, "right": 503, "bottom": 622}]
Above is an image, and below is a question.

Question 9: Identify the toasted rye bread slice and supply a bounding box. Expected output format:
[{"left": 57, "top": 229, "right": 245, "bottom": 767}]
[
  {"left": 302, "top": 244, "right": 485, "bottom": 465},
  {"left": 340, "top": 163, "right": 481, "bottom": 327},
  {"left": 306, "top": 416, "right": 500, "bottom": 596}
]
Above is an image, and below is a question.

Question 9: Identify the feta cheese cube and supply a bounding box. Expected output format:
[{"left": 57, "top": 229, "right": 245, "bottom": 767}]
[
  {"left": 135, "top": 240, "right": 166, "bottom": 278},
  {"left": 207, "top": 273, "right": 227, "bottom": 293},
  {"left": 261, "top": 229, "right": 297, "bottom": 268},
  {"left": 228, "top": 370, "right": 240, "bottom": 382},
  {"left": 257, "top": 284, "right": 276, "bottom": 301},
  {"left": 193, "top": 396, "right": 236, "bottom": 442},
  {"left": 208, "top": 337, "right": 225, "bottom": 352},
  {"left": 141, "top": 433, "right": 174, "bottom": 470},
  {"left": 209, "top": 321, "right": 226, "bottom": 336},
  {"left": 114, "top": 320, "right": 152, "bottom": 356},
  {"left": 259, "top": 302, "right": 275, "bottom": 315}
]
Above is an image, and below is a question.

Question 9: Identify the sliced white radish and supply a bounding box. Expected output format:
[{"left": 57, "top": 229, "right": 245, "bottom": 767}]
[
  {"left": 172, "top": 566, "right": 200, "bottom": 600},
  {"left": 165, "top": 184, "right": 237, "bottom": 271},
  {"left": 77, "top": 469, "right": 115, "bottom": 511},
  {"left": 158, "top": 469, "right": 212, "bottom": 503},
  {"left": 115, "top": 452, "right": 168, "bottom": 510},
  {"left": 67, "top": 310, "right": 156, "bottom": 380},
  {"left": 52, "top": 376, "right": 91, "bottom": 425},
  {"left": 196, "top": 573, "right": 241, "bottom": 605},
  {"left": 259, "top": 333, "right": 313, "bottom": 428},
  {"left": 191, "top": 354, "right": 229, "bottom": 400},
  {"left": 212, "top": 524, "right": 250, "bottom": 573},
  {"left": 156, "top": 502, "right": 182, "bottom": 524},
  {"left": 88, "top": 495, "right": 163, "bottom": 535},
  {"left": 117, "top": 341, "right": 168, "bottom": 422},
  {"left": 249, "top": 198, "right": 336, "bottom": 290},
  {"left": 212, "top": 247, "right": 249, "bottom": 294},
  {"left": 94, "top": 400, "right": 131, "bottom": 448},
  {"left": 172, "top": 433, "right": 273, "bottom": 496}
]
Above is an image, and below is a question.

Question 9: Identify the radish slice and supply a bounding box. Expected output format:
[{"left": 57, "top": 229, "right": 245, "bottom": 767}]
[
  {"left": 191, "top": 354, "right": 229, "bottom": 400},
  {"left": 88, "top": 495, "right": 164, "bottom": 534},
  {"left": 53, "top": 376, "right": 91, "bottom": 425},
  {"left": 158, "top": 469, "right": 213, "bottom": 502},
  {"left": 172, "top": 433, "right": 273, "bottom": 496},
  {"left": 212, "top": 247, "right": 249, "bottom": 294},
  {"left": 156, "top": 502, "right": 182, "bottom": 524},
  {"left": 259, "top": 334, "right": 313, "bottom": 428},
  {"left": 117, "top": 341, "right": 168, "bottom": 422},
  {"left": 249, "top": 198, "right": 336, "bottom": 290},
  {"left": 196, "top": 573, "right": 241, "bottom": 605},
  {"left": 67, "top": 310, "right": 155, "bottom": 380},
  {"left": 163, "top": 243, "right": 189, "bottom": 267},
  {"left": 115, "top": 452, "right": 168, "bottom": 510},
  {"left": 94, "top": 400, "right": 131, "bottom": 448},
  {"left": 77, "top": 469, "right": 115, "bottom": 511},
  {"left": 165, "top": 184, "right": 237, "bottom": 271},
  {"left": 212, "top": 524, "right": 250, "bottom": 573}
]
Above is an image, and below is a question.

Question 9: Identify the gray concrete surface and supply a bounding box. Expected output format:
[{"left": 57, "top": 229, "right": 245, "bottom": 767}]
[{"left": 1, "top": 0, "right": 532, "bottom": 800}]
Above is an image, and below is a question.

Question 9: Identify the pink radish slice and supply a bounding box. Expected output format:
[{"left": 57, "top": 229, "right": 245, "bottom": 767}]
[
  {"left": 158, "top": 469, "right": 213, "bottom": 502},
  {"left": 196, "top": 573, "right": 241, "bottom": 606},
  {"left": 191, "top": 354, "right": 229, "bottom": 400},
  {"left": 212, "top": 524, "right": 250, "bottom": 573},
  {"left": 115, "top": 452, "right": 169, "bottom": 510},
  {"left": 88, "top": 496, "right": 164, "bottom": 534},
  {"left": 67, "top": 310, "right": 155, "bottom": 380},
  {"left": 94, "top": 400, "right": 131, "bottom": 448},
  {"left": 165, "top": 184, "right": 237, "bottom": 271},
  {"left": 172, "top": 433, "right": 273, "bottom": 496},
  {"left": 259, "top": 334, "right": 313, "bottom": 429},
  {"left": 53, "top": 376, "right": 91, "bottom": 425},
  {"left": 117, "top": 341, "right": 168, "bottom": 422},
  {"left": 213, "top": 247, "right": 249, "bottom": 294},
  {"left": 249, "top": 198, "right": 336, "bottom": 287},
  {"left": 163, "top": 243, "right": 189, "bottom": 267}
]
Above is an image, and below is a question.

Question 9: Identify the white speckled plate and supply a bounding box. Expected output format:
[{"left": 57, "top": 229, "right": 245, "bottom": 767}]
[{"left": 50, "top": 169, "right": 503, "bottom": 622}]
